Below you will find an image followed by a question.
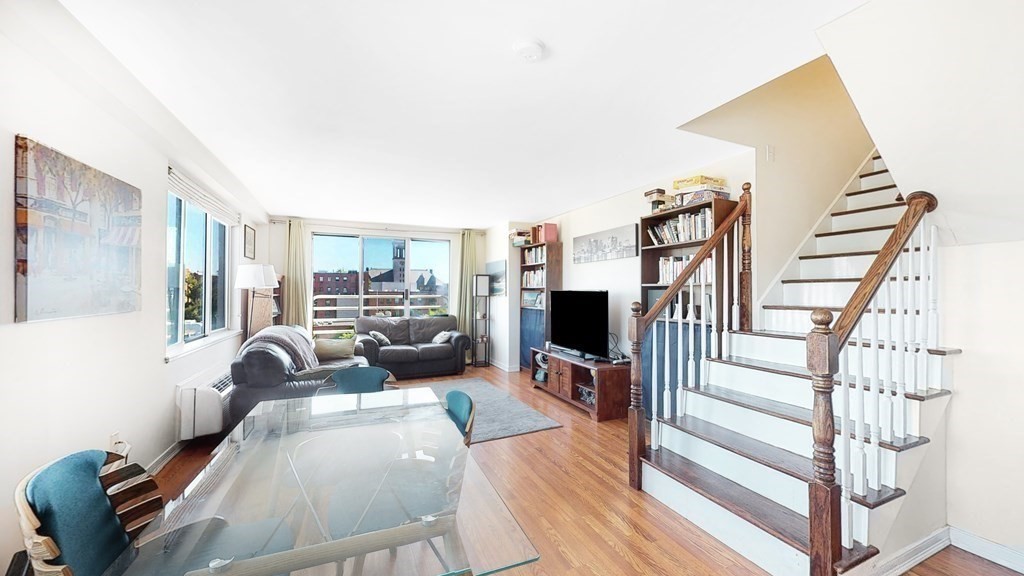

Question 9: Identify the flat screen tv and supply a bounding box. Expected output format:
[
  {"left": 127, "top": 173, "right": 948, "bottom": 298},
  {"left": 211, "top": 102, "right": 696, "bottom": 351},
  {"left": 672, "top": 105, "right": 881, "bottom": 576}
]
[{"left": 550, "top": 290, "right": 609, "bottom": 359}]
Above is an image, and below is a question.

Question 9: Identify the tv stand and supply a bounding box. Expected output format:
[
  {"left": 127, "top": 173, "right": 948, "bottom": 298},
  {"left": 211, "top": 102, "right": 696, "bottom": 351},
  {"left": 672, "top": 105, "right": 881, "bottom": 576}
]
[{"left": 529, "top": 347, "right": 630, "bottom": 422}]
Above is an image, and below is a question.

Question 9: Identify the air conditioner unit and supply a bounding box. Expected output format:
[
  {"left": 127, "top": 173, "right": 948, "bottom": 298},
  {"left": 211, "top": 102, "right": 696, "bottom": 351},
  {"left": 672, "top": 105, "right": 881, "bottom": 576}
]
[{"left": 177, "top": 373, "right": 233, "bottom": 441}]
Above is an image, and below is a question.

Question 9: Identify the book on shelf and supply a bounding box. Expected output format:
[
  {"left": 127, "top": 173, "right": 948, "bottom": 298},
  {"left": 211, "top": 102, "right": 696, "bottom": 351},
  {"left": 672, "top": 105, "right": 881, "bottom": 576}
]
[
  {"left": 645, "top": 206, "right": 713, "bottom": 246},
  {"left": 657, "top": 254, "right": 711, "bottom": 285},
  {"left": 523, "top": 245, "right": 546, "bottom": 265},
  {"left": 522, "top": 269, "right": 546, "bottom": 288}
]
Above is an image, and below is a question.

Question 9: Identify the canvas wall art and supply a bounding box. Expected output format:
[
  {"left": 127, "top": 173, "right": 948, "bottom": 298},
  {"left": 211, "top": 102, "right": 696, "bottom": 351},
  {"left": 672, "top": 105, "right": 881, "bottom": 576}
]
[
  {"left": 572, "top": 224, "right": 638, "bottom": 264},
  {"left": 15, "top": 136, "right": 142, "bottom": 322},
  {"left": 485, "top": 260, "right": 506, "bottom": 296}
]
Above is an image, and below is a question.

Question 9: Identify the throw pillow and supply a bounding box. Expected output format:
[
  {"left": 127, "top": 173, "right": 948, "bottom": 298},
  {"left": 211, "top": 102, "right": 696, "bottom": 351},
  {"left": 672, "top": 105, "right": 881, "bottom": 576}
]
[
  {"left": 314, "top": 336, "right": 355, "bottom": 361},
  {"left": 369, "top": 330, "right": 391, "bottom": 347},
  {"left": 432, "top": 331, "right": 452, "bottom": 344}
]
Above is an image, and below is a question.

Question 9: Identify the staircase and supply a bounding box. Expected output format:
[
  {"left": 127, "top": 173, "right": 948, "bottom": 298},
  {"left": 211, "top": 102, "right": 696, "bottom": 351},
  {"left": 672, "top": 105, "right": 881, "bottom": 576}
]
[{"left": 627, "top": 156, "right": 959, "bottom": 576}]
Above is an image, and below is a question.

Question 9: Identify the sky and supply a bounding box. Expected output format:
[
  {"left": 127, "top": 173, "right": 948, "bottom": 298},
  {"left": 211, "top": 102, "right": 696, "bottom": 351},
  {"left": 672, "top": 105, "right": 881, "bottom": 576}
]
[{"left": 312, "top": 235, "right": 450, "bottom": 282}]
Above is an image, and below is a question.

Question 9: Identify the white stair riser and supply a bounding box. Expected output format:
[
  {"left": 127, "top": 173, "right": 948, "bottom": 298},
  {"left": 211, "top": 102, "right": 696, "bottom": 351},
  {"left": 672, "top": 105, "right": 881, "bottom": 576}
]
[
  {"left": 659, "top": 426, "right": 873, "bottom": 543},
  {"left": 783, "top": 281, "right": 922, "bottom": 308},
  {"left": 846, "top": 187, "right": 902, "bottom": 211},
  {"left": 799, "top": 254, "right": 877, "bottom": 278},
  {"left": 831, "top": 205, "right": 905, "bottom": 232},
  {"left": 642, "top": 463, "right": 810, "bottom": 576},
  {"left": 684, "top": 393, "right": 899, "bottom": 486},
  {"left": 816, "top": 228, "right": 893, "bottom": 253},
  {"left": 860, "top": 171, "right": 894, "bottom": 189},
  {"left": 761, "top": 309, "right": 926, "bottom": 341},
  {"left": 872, "top": 158, "right": 886, "bottom": 172}
]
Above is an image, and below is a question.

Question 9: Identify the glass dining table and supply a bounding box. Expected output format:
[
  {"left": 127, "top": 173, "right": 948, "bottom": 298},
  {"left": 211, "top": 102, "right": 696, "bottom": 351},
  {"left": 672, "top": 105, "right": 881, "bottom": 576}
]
[{"left": 103, "top": 388, "right": 538, "bottom": 576}]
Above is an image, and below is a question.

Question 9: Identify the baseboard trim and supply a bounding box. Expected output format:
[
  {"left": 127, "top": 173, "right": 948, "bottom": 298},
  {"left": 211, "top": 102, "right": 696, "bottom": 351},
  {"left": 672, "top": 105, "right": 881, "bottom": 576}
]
[
  {"left": 873, "top": 527, "right": 950, "bottom": 576},
  {"left": 147, "top": 441, "right": 185, "bottom": 474},
  {"left": 491, "top": 359, "right": 520, "bottom": 373},
  {"left": 949, "top": 526, "right": 1024, "bottom": 573}
]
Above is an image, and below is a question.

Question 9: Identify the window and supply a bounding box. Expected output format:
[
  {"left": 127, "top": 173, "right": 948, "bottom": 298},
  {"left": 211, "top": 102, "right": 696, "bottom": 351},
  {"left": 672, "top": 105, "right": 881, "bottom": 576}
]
[{"left": 167, "top": 192, "right": 229, "bottom": 346}]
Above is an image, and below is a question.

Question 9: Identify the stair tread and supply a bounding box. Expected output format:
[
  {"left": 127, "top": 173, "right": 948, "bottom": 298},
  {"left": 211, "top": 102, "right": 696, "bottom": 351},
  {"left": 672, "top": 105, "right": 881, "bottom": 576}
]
[
  {"left": 831, "top": 202, "right": 906, "bottom": 217},
  {"left": 710, "top": 354, "right": 950, "bottom": 402},
  {"left": 861, "top": 168, "right": 890, "bottom": 178},
  {"left": 642, "top": 447, "right": 879, "bottom": 570},
  {"left": 681, "top": 382, "right": 930, "bottom": 451},
  {"left": 847, "top": 183, "right": 898, "bottom": 197},
  {"left": 816, "top": 224, "right": 895, "bottom": 238},
  {"left": 659, "top": 415, "right": 906, "bottom": 509},
  {"left": 781, "top": 275, "right": 921, "bottom": 284},
  {"left": 798, "top": 247, "right": 920, "bottom": 260},
  {"left": 731, "top": 328, "right": 961, "bottom": 359}
]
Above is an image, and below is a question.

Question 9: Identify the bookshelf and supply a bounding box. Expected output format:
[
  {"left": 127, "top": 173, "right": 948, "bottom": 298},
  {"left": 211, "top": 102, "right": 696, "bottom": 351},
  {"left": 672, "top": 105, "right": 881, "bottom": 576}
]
[
  {"left": 515, "top": 224, "right": 562, "bottom": 368},
  {"left": 639, "top": 198, "right": 737, "bottom": 315}
]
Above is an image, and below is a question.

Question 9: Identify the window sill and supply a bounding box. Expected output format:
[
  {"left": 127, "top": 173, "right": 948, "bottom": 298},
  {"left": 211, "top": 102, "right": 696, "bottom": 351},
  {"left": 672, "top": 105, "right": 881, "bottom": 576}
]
[{"left": 165, "top": 329, "right": 243, "bottom": 363}]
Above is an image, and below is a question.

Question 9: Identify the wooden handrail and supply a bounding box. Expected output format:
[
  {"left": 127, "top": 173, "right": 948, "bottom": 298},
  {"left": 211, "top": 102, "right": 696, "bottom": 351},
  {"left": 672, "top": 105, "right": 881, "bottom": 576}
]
[
  {"left": 830, "top": 191, "right": 938, "bottom": 346},
  {"left": 805, "top": 190, "right": 937, "bottom": 576},
  {"left": 636, "top": 183, "right": 752, "bottom": 335},
  {"left": 626, "top": 182, "right": 752, "bottom": 490}
]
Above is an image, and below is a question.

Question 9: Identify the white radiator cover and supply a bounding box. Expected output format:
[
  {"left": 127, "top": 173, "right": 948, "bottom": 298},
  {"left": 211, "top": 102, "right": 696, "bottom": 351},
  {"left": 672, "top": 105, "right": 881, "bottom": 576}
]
[{"left": 177, "top": 373, "right": 233, "bottom": 441}]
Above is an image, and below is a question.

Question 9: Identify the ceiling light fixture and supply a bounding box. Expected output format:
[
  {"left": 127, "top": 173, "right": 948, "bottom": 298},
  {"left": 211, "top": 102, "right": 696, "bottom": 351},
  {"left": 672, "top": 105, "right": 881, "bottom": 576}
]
[{"left": 512, "top": 38, "right": 546, "bottom": 62}]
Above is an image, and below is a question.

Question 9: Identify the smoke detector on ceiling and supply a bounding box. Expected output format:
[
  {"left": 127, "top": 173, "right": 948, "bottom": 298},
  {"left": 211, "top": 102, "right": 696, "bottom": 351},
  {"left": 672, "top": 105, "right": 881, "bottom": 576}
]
[{"left": 512, "top": 39, "right": 546, "bottom": 62}]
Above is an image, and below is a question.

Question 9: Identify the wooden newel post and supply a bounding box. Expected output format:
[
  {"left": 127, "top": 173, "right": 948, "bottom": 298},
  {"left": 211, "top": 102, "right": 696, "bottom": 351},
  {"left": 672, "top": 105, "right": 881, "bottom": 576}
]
[
  {"left": 806, "top": 309, "right": 842, "bottom": 576},
  {"left": 627, "top": 301, "right": 646, "bottom": 490},
  {"left": 739, "top": 182, "right": 753, "bottom": 331}
]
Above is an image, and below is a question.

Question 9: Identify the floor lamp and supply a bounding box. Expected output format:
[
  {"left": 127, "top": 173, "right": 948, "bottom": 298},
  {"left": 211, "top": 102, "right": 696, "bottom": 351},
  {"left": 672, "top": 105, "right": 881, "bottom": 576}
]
[{"left": 237, "top": 264, "right": 279, "bottom": 338}]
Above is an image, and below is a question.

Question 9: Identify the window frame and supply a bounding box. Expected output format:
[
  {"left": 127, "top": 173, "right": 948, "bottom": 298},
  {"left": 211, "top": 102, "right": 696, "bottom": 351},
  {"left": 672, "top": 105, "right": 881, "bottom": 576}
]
[{"left": 167, "top": 191, "right": 232, "bottom": 354}]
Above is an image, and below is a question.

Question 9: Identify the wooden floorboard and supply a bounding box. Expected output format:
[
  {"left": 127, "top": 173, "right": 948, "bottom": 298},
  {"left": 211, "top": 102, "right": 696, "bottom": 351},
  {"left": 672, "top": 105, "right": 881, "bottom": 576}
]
[{"left": 156, "top": 366, "right": 1011, "bottom": 576}]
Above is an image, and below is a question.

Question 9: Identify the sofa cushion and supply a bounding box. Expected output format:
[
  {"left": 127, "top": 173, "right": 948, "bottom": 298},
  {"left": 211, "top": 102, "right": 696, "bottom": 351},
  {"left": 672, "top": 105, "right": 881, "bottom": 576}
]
[
  {"left": 378, "top": 344, "right": 418, "bottom": 364},
  {"left": 314, "top": 337, "right": 355, "bottom": 360},
  {"left": 356, "top": 316, "right": 410, "bottom": 345},
  {"left": 409, "top": 316, "right": 457, "bottom": 344},
  {"left": 369, "top": 330, "right": 391, "bottom": 347},
  {"left": 414, "top": 343, "right": 455, "bottom": 361}
]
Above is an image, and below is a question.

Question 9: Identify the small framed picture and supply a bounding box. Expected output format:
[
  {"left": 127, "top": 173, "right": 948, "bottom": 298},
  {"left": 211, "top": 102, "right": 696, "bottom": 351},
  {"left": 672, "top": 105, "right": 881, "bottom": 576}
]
[{"left": 244, "top": 225, "right": 256, "bottom": 259}]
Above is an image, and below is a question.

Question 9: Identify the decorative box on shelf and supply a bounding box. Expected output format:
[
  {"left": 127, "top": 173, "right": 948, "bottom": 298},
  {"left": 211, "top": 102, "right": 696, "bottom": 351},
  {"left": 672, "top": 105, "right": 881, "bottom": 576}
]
[
  {"left": 672, "top": 175, "right": 726, "bottom": 190},
  {"left": 680, "top": 188, "right": 730, "bottom": 206}
]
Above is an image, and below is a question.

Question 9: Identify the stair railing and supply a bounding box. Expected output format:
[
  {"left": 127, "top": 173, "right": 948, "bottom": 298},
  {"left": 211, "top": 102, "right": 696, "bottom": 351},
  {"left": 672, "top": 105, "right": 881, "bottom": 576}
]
[
  {"left": 627, "top": 183, "right": 752, "bottom": 490},
  {"left": 805, "top": 191, "right": 938, "bottom": 576}
]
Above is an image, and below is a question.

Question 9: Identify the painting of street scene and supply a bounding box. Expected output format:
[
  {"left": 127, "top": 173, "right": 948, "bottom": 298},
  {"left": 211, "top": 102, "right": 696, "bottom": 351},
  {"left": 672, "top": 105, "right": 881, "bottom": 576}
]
[{"left": 15, "top": 136, "right": 142, "bottom": 322}]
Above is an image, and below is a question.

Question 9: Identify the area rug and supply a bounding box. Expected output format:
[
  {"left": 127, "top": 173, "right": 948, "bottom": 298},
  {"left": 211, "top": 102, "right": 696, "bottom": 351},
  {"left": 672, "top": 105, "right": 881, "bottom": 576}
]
[{"left": 422, "top": 378, "right": 562, "bottom": 444}]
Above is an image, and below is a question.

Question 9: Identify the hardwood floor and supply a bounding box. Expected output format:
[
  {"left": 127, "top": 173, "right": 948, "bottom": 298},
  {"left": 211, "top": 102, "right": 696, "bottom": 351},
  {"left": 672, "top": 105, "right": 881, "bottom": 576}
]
[{"left": 155, "top": 365, "right": 1018, "bottom": 575}]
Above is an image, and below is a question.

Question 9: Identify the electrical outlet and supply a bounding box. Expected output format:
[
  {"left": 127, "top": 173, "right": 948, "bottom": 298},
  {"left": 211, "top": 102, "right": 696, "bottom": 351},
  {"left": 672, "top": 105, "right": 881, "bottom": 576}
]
[{"left": 109, "top": 431, "right": 120, "bottom": 451}]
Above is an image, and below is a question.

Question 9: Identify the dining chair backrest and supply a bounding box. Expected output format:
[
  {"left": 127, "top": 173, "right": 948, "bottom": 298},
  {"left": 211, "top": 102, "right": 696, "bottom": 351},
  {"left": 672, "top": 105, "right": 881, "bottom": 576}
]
[
  {"left": 329, "top": 366, "right": 391, "bottom": 395},
  {"left": 15, "top": 450, "right": 162, "bottom": 576},
  {"left": 445, "top": 390, "right": 476, "bottom": 446}
]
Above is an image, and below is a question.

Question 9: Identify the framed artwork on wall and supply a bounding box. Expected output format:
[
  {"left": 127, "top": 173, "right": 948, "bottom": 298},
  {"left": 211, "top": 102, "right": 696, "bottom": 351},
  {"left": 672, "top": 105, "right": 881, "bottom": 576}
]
[
  {"left": 14, "top": 136, "right": 142, "bottom": 322},
  {"left": 572, "top": 223, "right": 638, "bottom": 264},
  {"left": 244, "top": 224, "right": 256, "bottom": 259},
  {"left": 485, "top": 260, "right": 506, "bottom": 296}
]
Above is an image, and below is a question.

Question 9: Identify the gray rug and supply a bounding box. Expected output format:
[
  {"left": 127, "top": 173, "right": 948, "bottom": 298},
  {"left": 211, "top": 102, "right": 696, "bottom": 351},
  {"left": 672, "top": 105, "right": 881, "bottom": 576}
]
[{"left": 423, "top": 378, "right": 562, "bottom": 444}]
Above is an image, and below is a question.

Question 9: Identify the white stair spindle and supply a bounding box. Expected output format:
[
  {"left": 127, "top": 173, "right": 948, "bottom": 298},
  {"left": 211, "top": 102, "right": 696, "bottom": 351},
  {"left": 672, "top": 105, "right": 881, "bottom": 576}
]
[
  {"left": 711, "top": 246, "right": 719, "bottom": 359},
  {"left": 928, "top": 225, "right": 940, "bottom": 350},
  {"left": 895, "top": 251, "right": 908, "bottom": 438},
  {"left": 854, "top": 323, "right": 867, "bottom": 497},
  {"left": 917, "top": 220, "right": 929, "bottom": 392},
  {"left": 840, "top": 345, "right": 853, "bottom": 549},
  {"left": 732, "top": 221, "right": 740, "bottom": 329},
  {"left": 700, "top": 263, "right": 709, "bottom": 386},
  {"left": 907, "top": 231, "right": 918, "bottom": 393},
  {"left": 651, "top": 319, "right": 660, "bottom": 449},
  {"left": 870, "top": 295, "right": 882, "bottom": 491},
  {"left": 663, "top": 306, "right": 672, "bottom": 419},
  {"left": 882, "top": 278, "right": 894, "bottom": 443},
  {"left": 687, "top": 276, "right": 696, "bottom": 390},
  {"left": 677, "top": 291, "right": 685, "bottom": 415},
  {"left": 722, "top": 233, "right": 731, "bottom": 359}
]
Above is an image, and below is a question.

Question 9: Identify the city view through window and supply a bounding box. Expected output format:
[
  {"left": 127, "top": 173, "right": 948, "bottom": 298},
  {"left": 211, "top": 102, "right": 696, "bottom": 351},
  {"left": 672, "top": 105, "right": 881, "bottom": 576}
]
[{"left": 311, "top": 234, "right": 450, "bottom": 338}]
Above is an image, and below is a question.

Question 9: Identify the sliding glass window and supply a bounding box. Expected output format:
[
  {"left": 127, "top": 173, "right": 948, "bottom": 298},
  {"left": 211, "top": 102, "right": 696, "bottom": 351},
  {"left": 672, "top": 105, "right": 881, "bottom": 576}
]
[{"left": 167, "top": 193, "right": 229, "bottom": 347}]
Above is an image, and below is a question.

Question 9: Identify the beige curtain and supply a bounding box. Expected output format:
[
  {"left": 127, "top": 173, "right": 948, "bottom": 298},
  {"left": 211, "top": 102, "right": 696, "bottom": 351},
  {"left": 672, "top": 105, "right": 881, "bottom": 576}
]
[
  {"left": 457, "top": 229, "right": 478, "bottom": 335},
  {"left": 284, "top": 219, "right": 311, "bottom": 329}
]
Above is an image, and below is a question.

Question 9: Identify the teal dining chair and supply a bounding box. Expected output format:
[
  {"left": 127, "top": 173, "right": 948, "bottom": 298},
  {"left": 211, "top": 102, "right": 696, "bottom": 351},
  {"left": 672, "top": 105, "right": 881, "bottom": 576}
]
[
  {"left": 445, "top": 390, "right": 476, "bottom": 446},
  {"left": 329, "top": 366, "right": 391, "bottom": 395},
  {"left": 16, "top": 449, "right": 293, "bottom": 576}
]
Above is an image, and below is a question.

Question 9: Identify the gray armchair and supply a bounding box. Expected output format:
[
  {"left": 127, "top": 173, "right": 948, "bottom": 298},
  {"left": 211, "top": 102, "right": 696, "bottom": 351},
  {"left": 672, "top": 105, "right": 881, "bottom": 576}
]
[{"left": 355, "top": 315, "right": 470, "bottom": 379}]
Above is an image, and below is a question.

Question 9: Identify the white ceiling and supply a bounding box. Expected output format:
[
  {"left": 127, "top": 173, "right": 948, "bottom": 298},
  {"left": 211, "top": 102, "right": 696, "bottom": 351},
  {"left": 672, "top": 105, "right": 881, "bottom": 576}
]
[{"left": 58, "top": 0, "right": 867, "bottom": 229}]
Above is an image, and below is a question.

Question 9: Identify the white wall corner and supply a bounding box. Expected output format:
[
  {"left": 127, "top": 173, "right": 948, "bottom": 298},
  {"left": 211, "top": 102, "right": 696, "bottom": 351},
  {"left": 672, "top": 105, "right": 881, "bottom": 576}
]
[
  {"left": 949, "top": 527, "right": 1024, "bottom": 574},
  {"left": 867, "top": 526, "right": 949, "bottom": 576}
]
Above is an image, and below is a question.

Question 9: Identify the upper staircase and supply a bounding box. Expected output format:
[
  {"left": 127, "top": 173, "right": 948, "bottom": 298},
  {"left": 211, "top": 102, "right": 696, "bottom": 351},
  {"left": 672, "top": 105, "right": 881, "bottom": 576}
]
[{"left": 627, "top": 155, "right": 959, "bottom": 576}]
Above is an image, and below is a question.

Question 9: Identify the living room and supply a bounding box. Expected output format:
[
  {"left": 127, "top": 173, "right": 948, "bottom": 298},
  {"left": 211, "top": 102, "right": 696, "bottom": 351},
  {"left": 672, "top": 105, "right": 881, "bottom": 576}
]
[{"left": 3, "top": 2, "right": 1024, "bottom": 576}]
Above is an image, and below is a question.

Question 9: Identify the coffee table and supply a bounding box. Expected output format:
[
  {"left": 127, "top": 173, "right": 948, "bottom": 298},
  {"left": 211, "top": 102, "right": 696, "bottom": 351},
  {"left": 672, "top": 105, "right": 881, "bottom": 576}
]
[{"left": 103, "top": 388, "right": 538, "bottom": 576}]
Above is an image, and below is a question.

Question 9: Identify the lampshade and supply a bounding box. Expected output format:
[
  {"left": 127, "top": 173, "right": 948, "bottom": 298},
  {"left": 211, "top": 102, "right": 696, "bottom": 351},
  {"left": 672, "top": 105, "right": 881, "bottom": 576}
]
[
  {"left": 261, "top": 265, "right": 280, "bottom": 289},
  {"left": 236, "top": 264, "right": 271, "bottom": 290}
]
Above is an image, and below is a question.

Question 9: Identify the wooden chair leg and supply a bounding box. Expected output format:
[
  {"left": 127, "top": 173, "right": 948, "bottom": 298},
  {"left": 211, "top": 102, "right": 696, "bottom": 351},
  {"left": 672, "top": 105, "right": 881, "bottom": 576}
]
[{"left": 352, "top": 554, "right": 366, "bottom": 576}]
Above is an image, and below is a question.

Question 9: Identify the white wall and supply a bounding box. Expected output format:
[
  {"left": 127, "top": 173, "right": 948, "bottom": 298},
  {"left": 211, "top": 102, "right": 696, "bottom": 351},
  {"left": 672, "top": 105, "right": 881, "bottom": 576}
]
[
  {"left": 681, "top": 56, "right": 875, "bottom": 304},
  {"left": 483, "top": 222, "right": 525, "bottom": 371},
  {"left": 0, "top": 1, "right": 268, "bottom": 560},
  {"left": 818, "top": 0, "right": 1024, "bottom": 247},
  {"left": 940, "top": 241, "right": 1024, "bottom": 554},
  {"left": 540, "top": 152, "right": 755, "bottom": 347}
]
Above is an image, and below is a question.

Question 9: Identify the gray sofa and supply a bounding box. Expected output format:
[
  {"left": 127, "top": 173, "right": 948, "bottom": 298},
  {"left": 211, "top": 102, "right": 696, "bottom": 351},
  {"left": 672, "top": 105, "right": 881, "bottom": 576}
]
[{"left": 356, "top": 315, "right": 470, "bottom": 379}]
